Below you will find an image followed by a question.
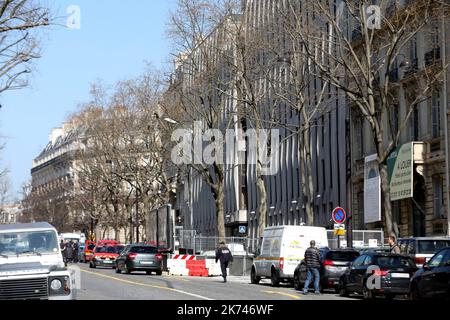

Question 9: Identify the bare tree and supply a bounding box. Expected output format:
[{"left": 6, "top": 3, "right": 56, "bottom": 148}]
[
  {"left": 0, "top": 0, "right": 50, "bottom": 94},
  {"left": 163, "top": 0, "right": 241, "bottom": 240},
  {"left": 280, "top": 0, "right": 449, "bottom": 236}
]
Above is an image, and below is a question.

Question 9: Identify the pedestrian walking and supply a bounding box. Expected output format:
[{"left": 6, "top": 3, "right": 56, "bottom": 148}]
[
  {"left": 72, "top": 241, "right": 79, "bottom": 263},
  {"left": 215, "top": 241, "right": 233, "bottom": 283},
  {"left": 66, "top": 241, "right": 73, "bottom": 264},
  {"left": 388, "top": 236, "right": 401, "bottom": 254},
  {"left": 303, "top": 240, "right": 322, "bottom": 295},
  {"left": 60, "top": 240, "right": 67, "bottom": 266}
]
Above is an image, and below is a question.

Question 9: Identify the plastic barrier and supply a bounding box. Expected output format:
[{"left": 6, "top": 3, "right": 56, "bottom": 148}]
[
  {"left": 186, "top": 259, "right": 209, "bottom": 277},
  {"left": 172, "top": 254, "right": 197, "bottom": 261},
  {"left": 167, "top": 258, "right": 190, "bottom": 276},
  {"left": 204, "top": 259, "right": 230, "bottom": 277}
]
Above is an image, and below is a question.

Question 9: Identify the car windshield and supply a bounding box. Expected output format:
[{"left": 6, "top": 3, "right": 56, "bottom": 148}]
[
  {"left": 130, "top": 246, "right": 157, "bottom": 254},
  {"left": 417, "top": 240, "right": 450, "bottom": 254},
  {"left": 326, "top": 251, "right": 359, "bottom": 262},
  {"left": 95, "top": 246, "right": 116, "bottom": 253},
  {"left": 87, "top": 244, "right": 95, "bottom": 250},
  {"left": 376, "top": 256, "right": 415, "bottom": 268},
  {"left": 0, "top": 230, "right": 59, "bottom": 256}
]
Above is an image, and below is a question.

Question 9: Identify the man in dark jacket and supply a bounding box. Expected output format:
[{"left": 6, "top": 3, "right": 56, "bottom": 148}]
[
  {"left": 303, "top": 240, "right": 322, "bottom": 295},
  {"left": 215, "top": 241, "right": 233, "bottom": 283}
]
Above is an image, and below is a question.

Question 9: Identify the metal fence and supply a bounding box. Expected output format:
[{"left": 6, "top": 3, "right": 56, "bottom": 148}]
[
  {"left": 176, "top": 231, "right": 259, "bottom": 255},
  {"left": 327, "top": 230, "right": 385, "bottom": 249}
]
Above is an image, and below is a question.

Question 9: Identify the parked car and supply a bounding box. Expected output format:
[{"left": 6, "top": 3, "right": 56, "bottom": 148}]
[
  {"left": 398, "top": 237, "right": 450, "bottom": 267},
  {"left": 294, "top": 248, "right": 360, "bottom": 292},
  {"left": 251, "top": 226, "right": 329, "bottom": 287},
  {"left": 338, "top": 253, "right": 418, "bottom": 300},
  {"left": 410, "top": 247, "right": 450, "bottom": 300},
  {"left": 89, "top": 245, "right": 123, "bottom": 269},
  {"left": 115, "top": 245, "right": 163, "bottom": 275}
]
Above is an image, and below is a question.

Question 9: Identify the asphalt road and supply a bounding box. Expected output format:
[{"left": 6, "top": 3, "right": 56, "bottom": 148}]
[{"left": 75, "top": 263, "right": 357, "bottom": 301}]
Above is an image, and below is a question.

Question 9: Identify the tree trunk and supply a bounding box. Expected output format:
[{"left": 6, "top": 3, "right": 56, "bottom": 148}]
[
  {"left": 214, "top": 183, "right": 226, "bottom": 242},
  {"left": 380, "top": 163, "right": 396, "bottom": 238},
  {"left": 257, "top": 161, "right": 268, "bottom": 239},
  {"left": 302, "top": 126, "right": 314, "bottom": 226}
]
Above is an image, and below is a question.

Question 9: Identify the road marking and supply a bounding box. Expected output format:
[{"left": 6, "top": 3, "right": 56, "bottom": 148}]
[
  {"left": 80, "top": 269, "right": 213, "bottom": 300},
  {"left": 161, "top": 275, "right": 190, "bottom": 282},
  {"left": 262, "top": 290, "right": 301, "bottom": 300}
]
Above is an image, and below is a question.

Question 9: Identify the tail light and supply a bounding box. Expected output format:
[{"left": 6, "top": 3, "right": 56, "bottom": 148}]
[
  {"left": 323, "top": 260, "right": 335, "bottom": 267},
  {"left": 128, "top": 253, "right": 137, "bottom": 260},
  {"left": 280, "top": 258, "right": 285, "bottom": 269},
  {"left": 373, "top": 270, "right": 389, "bottom": 277},
  {"left": 414, "top": 257, "right": 426, "bottom": 266},
  {"left": 156, "top": 254, "right": 163, "bottom": 261}
]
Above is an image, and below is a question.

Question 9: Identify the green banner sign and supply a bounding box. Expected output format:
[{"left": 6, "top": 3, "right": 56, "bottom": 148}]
[{"left": 387, "top": 142, "right": 414, "bottom": 201}]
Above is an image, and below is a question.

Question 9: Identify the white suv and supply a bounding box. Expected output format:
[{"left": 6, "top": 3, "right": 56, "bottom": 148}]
[{"left": 0, "top": 222, "right": 76, "bottom": 300}]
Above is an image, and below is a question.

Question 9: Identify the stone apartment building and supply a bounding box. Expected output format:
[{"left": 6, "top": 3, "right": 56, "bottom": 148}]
[{"left": 349, "top": 1, "right": 450, "bottom": 237}]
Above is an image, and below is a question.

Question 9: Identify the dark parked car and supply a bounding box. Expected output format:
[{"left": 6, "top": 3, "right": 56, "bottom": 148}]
[
  {"left": 294, "top": 248, "right": 360, "bottom": 292},
  {"left": 115, "top": 245, "right": 163, "bottom": 275},
  {"left": 338, "top": 253, "right": 418, "bottom": 300},
  {"left": 410, "top": 247, "right": 450, "bottom": 300}
]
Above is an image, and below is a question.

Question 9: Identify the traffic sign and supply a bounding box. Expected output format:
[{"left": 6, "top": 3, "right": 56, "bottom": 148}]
[
  {"left": 239, "top": 226, "right": 247, "bottom": 234},
  {"left": 332, "top": 207, "right": 347, "bottom": 224},
  {"left": 334, "top": 224, "right": 346, "bottom": 236}
]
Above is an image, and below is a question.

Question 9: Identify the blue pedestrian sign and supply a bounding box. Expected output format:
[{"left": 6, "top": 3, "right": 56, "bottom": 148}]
[
  {"left": 239, "top": 226, "right": 247, "bottom": 234},
  {"left": 332, "top": 207, "right": 347, "bottom": 224}
]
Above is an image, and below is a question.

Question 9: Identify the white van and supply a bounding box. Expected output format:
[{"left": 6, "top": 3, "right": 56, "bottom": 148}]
[
  {"left": 59, "top": 233, "right": 84, "bottom": 244},
  {"left": 251, "top": 226, "right": 328, "bottom": 287}
]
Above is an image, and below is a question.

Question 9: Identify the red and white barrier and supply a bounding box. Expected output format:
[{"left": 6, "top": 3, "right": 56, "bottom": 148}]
[{"left": 172, "top": 254, "right": 197, "bottom": 261}]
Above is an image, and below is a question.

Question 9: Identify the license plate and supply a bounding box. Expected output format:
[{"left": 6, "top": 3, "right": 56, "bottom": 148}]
[
  {"left": 103, "top": 260, "right": 112, "bottom": 264},
  {"left": 140, "top": 261, "right": 153, "bottom": 265},
  {"left": 391, "top": 273, "right": 409, "bottom": 278}
]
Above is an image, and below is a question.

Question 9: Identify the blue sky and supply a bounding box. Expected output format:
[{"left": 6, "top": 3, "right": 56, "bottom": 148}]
[{"left": 0, "top": 0, "right": 176, "bottom": 199}]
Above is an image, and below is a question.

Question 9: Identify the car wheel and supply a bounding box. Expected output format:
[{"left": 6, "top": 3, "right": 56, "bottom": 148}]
[
  {"left": 339, "top": 280, "right": 349, "bottom": 297},
  {"left": 363, "top": 285, "right": 374, "bottom": 300},
  {"left": 156, "top": 270, "right": 162, "bottom": 276},
  {"left": 146, "top": 271, "right": 152, "bottom": 275},
  {"left": 271, "top": 269, "right": 280, "bottom": 287},
  {"left": 250, "top": 267, "right": 261, "bottom": 285},
  {"left": 293, "top": 271, "right": 302, "bottom": 291}
]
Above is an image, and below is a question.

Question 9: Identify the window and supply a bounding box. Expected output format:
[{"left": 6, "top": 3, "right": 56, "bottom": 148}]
[
  {"left": 363, "top": 255, "right": 373, "bottom": 266},
  {"left": 432, "top": 93, "right": 441, "bottom": 138},
  {"left": 355, "top": 118, "right": 364, "bottom": 158},
  {"left": 352, "top": 255, "right": 367, "bottom": 267},
  {"left": 411, "top": 104, "right": 419, "bottom": 141},
  {"left": 433, "top": 175, "right": 444, "bottom": 219}
]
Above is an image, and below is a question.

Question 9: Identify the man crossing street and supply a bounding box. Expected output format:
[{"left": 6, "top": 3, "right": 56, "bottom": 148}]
[{"left": 215, "top": 241, "right": 233, "bottom": 283}]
